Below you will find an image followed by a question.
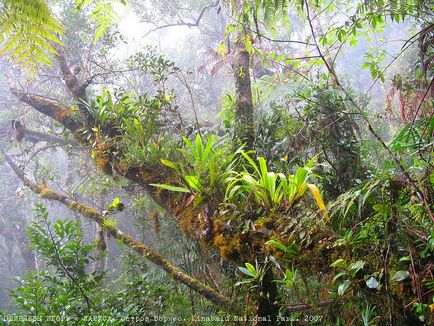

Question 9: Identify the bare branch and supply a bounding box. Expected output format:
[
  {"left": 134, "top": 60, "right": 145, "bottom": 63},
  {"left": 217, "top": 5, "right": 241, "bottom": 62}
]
[
  {"left": 24, "top": 128, "right": 79, "bottom": 147},
  {"left": 143, "top": 0, "right": 220, "bottom": 37},
  {"left": 284, "top": 299, "right": 334, "bottom": 312}
]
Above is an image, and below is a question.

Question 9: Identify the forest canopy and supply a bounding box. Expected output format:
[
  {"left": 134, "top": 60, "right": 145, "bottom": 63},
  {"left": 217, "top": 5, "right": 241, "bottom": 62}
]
[{"left": 0, "top": 0, "right": 433, "bottom": 325}]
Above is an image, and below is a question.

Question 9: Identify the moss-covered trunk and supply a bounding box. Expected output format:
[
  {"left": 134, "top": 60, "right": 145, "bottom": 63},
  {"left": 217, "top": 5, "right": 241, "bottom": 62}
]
[{"left": 232, "top": 31, "right": 255, "bottom": 150}]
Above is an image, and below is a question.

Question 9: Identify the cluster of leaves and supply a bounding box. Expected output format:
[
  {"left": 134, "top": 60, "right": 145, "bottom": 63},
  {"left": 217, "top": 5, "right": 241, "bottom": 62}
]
[
  {"left": 84, "top": 89, "right": 163, "bottom": 142},
  {"left": 233, "top": 105, "right": 432, "bottom": 323},
  {"left": 127, "top": 46, "right": 180, "bottom": 84},
  {"left": 0, "top": 0, "right": 128, "bottom": 75},
  {"left": 151, "top": 133, "right": 234, "bottom": 205},
  {"left": 225, "top": 151, "right": 328, "bottom": 219},
  {"left": 324, "top": 115, "right": 434, "bottom": 322},
  {"left": 80, "top": 85, "right": 181, "bottom": 170},
  {"left": 75, "top": 0, "right": 126, "bottom": 42},
  {"left": 253, "top": 103, "right": 300, "bottom": 167}
]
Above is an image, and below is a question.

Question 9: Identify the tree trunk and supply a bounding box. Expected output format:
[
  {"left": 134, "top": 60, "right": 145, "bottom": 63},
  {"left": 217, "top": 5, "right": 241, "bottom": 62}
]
[
  {"left": 11, "top": 224, "right": 36, "bottom": 271},
  {"left": 254, "top": 269, "right": 279, "bottom": 325},
  {"left": 92, "top": 227, "right": 107, "bottom": 275},
  {"left": 232, "top": 32, "right": 255, "bottom": 150}
]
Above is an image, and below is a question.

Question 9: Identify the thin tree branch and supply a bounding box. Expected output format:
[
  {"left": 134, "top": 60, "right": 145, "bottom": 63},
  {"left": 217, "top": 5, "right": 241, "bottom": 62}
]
[
  {"left": 225, "top": 12, "right": 315, "bottom": 46},
  {"left": 283, "top": 299, "right": 334, "bottom": 312},
  {"left": 24, "top": 128, "right": 79, "bottom": 147},
  {"left": 143, "top": 0, "right": 220, "bottom": 38}
]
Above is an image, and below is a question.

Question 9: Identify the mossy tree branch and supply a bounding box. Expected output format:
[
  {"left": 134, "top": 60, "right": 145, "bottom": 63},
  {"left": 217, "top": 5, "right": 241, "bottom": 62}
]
[
  {"left": 9, "top": 84, "right": 182, "bottom": 225},
  {"left": 3, "top": 152, "right": 239, "bottom": 314},
  {"left": 55, "top": 49, "right": 87, "bottom": 103},
  {"left": 9, "top": 87, "right": 83, "bottom": 133}
]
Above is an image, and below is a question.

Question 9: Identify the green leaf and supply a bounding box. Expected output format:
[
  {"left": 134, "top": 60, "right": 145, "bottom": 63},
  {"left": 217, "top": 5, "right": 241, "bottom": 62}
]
[
  {"left": 338, "top": 280, "right": 351, "bottom": 295},
  {"left": 333, "top": 271, "right": 348, "bottom": 284},
  {"left": 393, "top": 271, "right": 410, "bottom": 282},
  {"left": 266, "top": 240, "right": 287, "bottom": 252},
  {"left": 238, "top": 266, "right": 256, "bottom": 278},
  {"left": 366, "top": 277, "right": 379, "bottom": 289},
  {"left": 184, "top": 175, "right": 202, "bottom": 192},
  {"left": 330, "top": 259, "right": 346, "bottom": 268},
  {"left": 160, "top": 159, "right": 179, "bottom": 172},
  {"left": 245, "top": 262, "right": 256, "bottom": 275},
  {"left": 149, "top": 183, "right": 191, "bottom": 193},
  {"left": 349, "top": 260, "right": 365, "bottom": 276},
  {"left": 235, "top": 280, "right": 253, "bottom": 286}
]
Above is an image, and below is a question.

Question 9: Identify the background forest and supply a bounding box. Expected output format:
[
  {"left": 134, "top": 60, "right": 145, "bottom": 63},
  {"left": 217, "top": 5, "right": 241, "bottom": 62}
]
[{"left": 0, "top": 0, "right": 432, "bottom": 325}]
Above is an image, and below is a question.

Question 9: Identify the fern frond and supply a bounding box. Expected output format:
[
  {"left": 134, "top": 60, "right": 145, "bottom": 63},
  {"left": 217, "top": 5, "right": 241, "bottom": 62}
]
[
  {"left": 75, "top": 0, "right": 123, "bottom": 43},
  {"left": 0, "top": 0, "right": 64, "bottom": 75}
]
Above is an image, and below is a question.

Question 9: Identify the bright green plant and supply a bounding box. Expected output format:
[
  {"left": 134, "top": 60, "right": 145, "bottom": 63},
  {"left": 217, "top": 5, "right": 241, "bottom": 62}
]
[
  {"left": 127, "top": 46, "right": 179, "bottom": 84},
  {"left": 84, "top": 90, "right": 162, "bottom": 136},
  {"left": 219, "top": 93, "right": 237, "bottom": 129},
  {"left": 225, "top": 152, "right": 328, "bottom": 218},
  {"left": 361, "top": 304, "right": 380, "bottom": 326},
  {"left": 0, "top": 0, "right": 63, "bottom": 75},
  {"left": 4, "top": 205, "right": 201, "bottom": 325},
  {"left": 76, "top": 0, "right": 124, "bottom": 42},
  {"left": 266, "top": 240, "right": 300, "bottom": 262},
  {"left": 151, "top": 134, "right": 233, "bottom": 206},
  {"left": 236, "top": 260, "right": 267, "bottom": 290}
]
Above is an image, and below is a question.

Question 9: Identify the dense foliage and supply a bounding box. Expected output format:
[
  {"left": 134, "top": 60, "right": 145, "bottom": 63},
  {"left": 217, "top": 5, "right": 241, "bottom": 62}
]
[{"left": 0, "top": 0, "right": 432, "bottom": 325}]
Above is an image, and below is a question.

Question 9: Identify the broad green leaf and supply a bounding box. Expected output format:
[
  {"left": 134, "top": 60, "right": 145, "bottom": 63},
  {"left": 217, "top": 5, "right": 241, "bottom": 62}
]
[
  {"left": 184, "top": 175, "right": 202, "bottom": 192},
  {"left": 245, "top": 262, "right": 256, "bottom": 275},
  {"left": 238, "top": 266, "right": 255, "bottom": 278},
  {"left": 333, "top": 271, "right": 348, "bottom": 284},
  {"left": 349, "top": 260, "right": 365, "bottom": 276},
  {"left": 161, "top": 159, "right": 178, "bottom": 171},
  {"left": 203, "top": 134, "right": 215, "bottom": 160},
  {"left": 195, "top": 134, "right": 204, "bottom": 160},
  {"left": 338, "top": 280, "right": 351, "bottom": 295},
  {"left": 331, "top": 259, "right": 346, "bottom": 268}
]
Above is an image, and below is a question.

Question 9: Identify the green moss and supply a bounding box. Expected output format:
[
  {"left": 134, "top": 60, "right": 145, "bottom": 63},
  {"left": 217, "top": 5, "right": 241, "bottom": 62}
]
[
  {"left": 253, "top": 216, "right": 274, "bottom": 228},
  {"left": 39, "top": 187, "right": 61, "bottom": 199}
]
